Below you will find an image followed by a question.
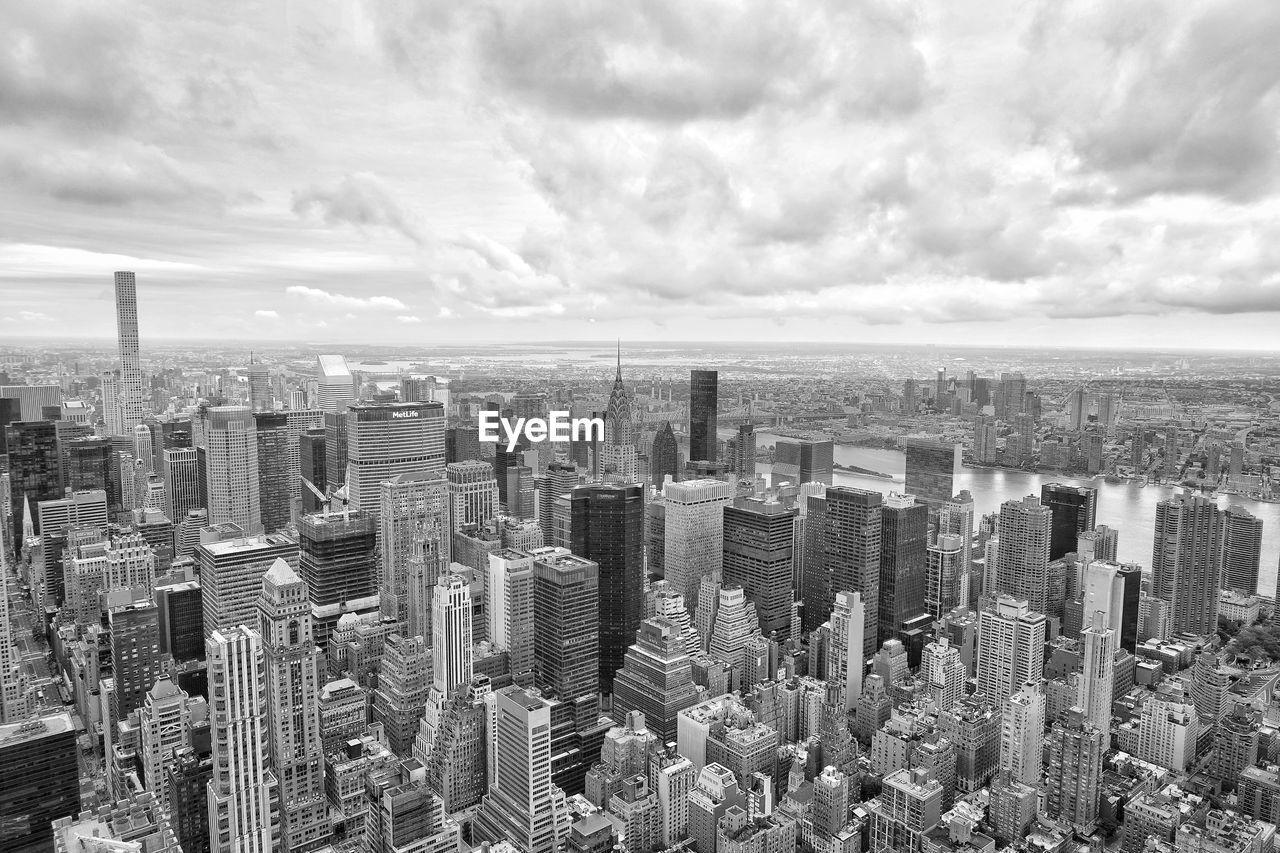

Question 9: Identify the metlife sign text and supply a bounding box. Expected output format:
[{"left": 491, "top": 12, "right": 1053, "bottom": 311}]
[
  {"left": 390, "top": 410, "right": 421, "bottom": 419},
  {"left": 478, "top": 410, "right": 604, "bottom": 451}
]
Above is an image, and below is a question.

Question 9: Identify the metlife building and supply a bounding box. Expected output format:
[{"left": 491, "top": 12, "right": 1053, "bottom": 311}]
[{"left": 344, "top": 401, "right": 447, "bottom": 513}]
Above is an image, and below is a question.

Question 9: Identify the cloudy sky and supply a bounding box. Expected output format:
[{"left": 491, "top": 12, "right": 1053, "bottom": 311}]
[{"left": 3, "top": 0, "right": 1280, "bottom": 349}]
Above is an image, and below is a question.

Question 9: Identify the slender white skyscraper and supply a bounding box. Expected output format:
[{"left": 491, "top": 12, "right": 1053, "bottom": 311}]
[
  {"left": 825, "top": 590, "right": 865, "bottom": 712},
  {"left": 1078, "top": 610, "right": 1115, "bottom": 734},
  {"left": 202, "top": 406, "right": 262, "bottom": 534},
  {"left": 315, "top": 354, "right": 355, "bottom": 414},
  {"left": 132, "top": 424, "right": 155, "bottom": 475},
  {"left": 1000, "top": 681, "right": 1044, "bottom": 787},
  {"left": 432, "top": 573, "right": 474, "bottom": 698},
  {"left": 977, "top": 595, "right": 1047, "bottom": 702},
  {"left": 259, "top": 559, "right": 329, "bottom": 852},
  {"left": 206, "top": 626, "right": 281, "bottom": 853},
  {"left": 114, "top": 271, "right": 146, "bottom": 429}
]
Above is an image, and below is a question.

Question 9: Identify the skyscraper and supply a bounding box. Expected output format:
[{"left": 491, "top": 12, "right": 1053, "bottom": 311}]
[
  {"left": 487, "top": 549, "right": 538, "bottom": 685},
  {"left": 164, "top": 447, "right": 201, "bottom": 523},
  {"left": 1078, "top": 610, "right": 1115, "bottom": 734},
  {"left": 610, "top": 618, "right": 700, "bottom": 741},
  {"left": 651, "top": 421, "right": 680, "bottom": 487},
  {"left": 976, "top": 596, "right": 1046, "bottom": 702},
  {"left": 533, "top": 548, "right": 600, "bottom": 703},
  {"left": 689, "top": 369, "right": 718, "bottom": 463},
  {"left": 248, "top": 357, "right": 272, "bottom": 412},
  {"left": 114, "top": 271, "right": 146, "bottom": 429},
  {"left": 206, "top": 626, "right": 281, "bottom": 853},
  {"left": 903, "top": 439, "right": 961, "bottom": 506},
  {"left": 108, "top": 599, "right": 162, "bottom": 723},
  {"left": 345, "top": 402, "right": 447, "bottom": 513},
  {"left": 602, "top": 345, "right": 639, "bottom": 482},
  {"left": 1152, "top": 492, "right": 1224, "bottom": 637},
  {"left": 1221, "top": 504, "right": 1263, "bottom": 595},
  {"left": 201, "top": 406, "right": 262, "bottom": 534},
  {"left": 1040, "top": 483, "right": 1098, "bottom": 561},
  {"left": 771, "top": 438, "right": 834, "bottom": 487},
  {"left": 472, "top": 686, "right": 571, "bottom": 853},
  {"left": 725, "top": 423, "right": 756, "bottom": 481},
  {"left": 663, "top": 478, "right": 734, "bottom": 611},
  {"left": 994, "top": 495, "right": 1052, "bottom": 614},
  {"left": 315, "top": 354, "right": 355, "bottom": 415},
  {"left": 297, "top": 509, "right": 378, "bottom": 648},
  {"left": 1000, "top": 682, "right": 1044, "bottom": 787},
  {"left": 196, "top": 532, "right": 300, "bottom": 639},
  {"left": 540, "top": 461, "right": 580, "bottom": 544},
  {"left": 825, "top": 590, "right": 866, "bottom": 712},
  {"left": 258, "top": 560, "right": 328, "bottom": 852},
  {"left": 569, "top": 484, "right": 643, "bottom": 692},
  {"left": 722, "top": 496, "right": 797, "bottom": 640},
  {"left": 0, "top": 712, "right": 80, "bottom": 853},
  {"left": 298, "top": 428, "right": 326, "bottom": 507},
  {"left": 6, "top": 420, "right": 62, "bottom": 547},
  {"left": 824, "top": 487, "right": 883, "bottom": 656},
  {"left": 254, "top": 411, "right": 292, "bottom": 532},
  {"left": 431, "top": 573, "right": 474, "bottom": 699},
  {"left": 379, "top": 472, "right": 449, "bottom": 626},
  {"left": 447, "top": 460, "right": 500, "bottom": 531},
  {"left": 1046, "top": 707, "right": 1104, "bottom": 832},
  {"left": 878, "top": 493, "right": 928, "bottom": 644}
]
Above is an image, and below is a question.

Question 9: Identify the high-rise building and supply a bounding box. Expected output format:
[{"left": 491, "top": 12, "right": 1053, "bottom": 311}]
[
  {"left": 114, "top": 271, "right": 147, "bottom": 429},
  {"left": 167, "top": 747, "right": 213, "bottom": 853},
  {"left": 298, "top": 428, "right": 326, "bottom": 509},
  {"left": 824, "top": 487, "right": 883, "bottom": 657},
  {"left": 1152, "top": 492, "right": 1224, "bottom": 637},
  {"left": 371, "top": 633, "right": 433, "bottom": 757},
  {"left": 196, "top": 531, "right": 300, "bottom": 639},
  {"left": 297, "top": 509, "right": 377, "bottom": 648},
  {"left": 6, "top": 420, "right": 62, "bottom": 547},
  {"left": 825, "top": 590, "right": 866, "bottom": 712},
  {"left": 472, "top": 686, "right": 572, "bottom": 853},
  {"left": 254, "top": 412, "right": 292, "bottom": 532},
  {"left": 867, "top": 768, "right": 943, "bottom": 853},
  {"left": 920, "top": 638, "right": 967, "bottom": 712},
  {"left": 724, "top": 423, "right": 756, "bottom": 481},
  {"left": 722, "top": 496, "right": 797, "bottom": 640},
  {"left": 994, "top": 495, "right": 1052, "bottom": 614},
  {"left": 533, "top": 549, "right": 600, "bottom": 703},
  {"left": 651, "top": 421, "right": 680, "bottom": 487},
  {"left": 976, "top": 596, "right": 1046, "bottom": 702},
  {"left": 420, "top": 676, "right": 493, "bottom": 814},
  {"left": 903, "top": 439, "right": 961, "bottom": 506},
  {"left": 540, "top": 461, "right": 580, "bottom": 544},
  {"left": 258, "top": 559, "right": 328, "bottom": 852},
  {"left": 1076, "top": 606, "right": 1115, "bottom": 725},
  {"left": 315, "top": 354, "right": 355, "bottom": 415},
  {"left": 487, "top": 549, "right": 538, "bottom": 684},
  {"left": 1040, "top": 483, "right": 1098, "bottom": 561},
  {"left": 164, "top": 447, "right": 201, "bottom": 523},
  {"left": 1137, "top": 689, "right": 1198, "bottom": 771},
  {"left": 1077, "top": 524, "right": 1119, "bottom": 565},
  {"left": 926, "top": 534, "right": 964, "bottom": 620},
  {"left": 663, "top": 478, "right": 734, "bottom": 610},
  {"left": 1046, "top": 707, "right": 1106, "bottom": 831},
  {"left": 323, "top": 412, "right": 347, "bottom": 497},
  {"left": 206, "top": 626, "right": 281, "bottom": 853},
  {"left": 0, "top": 712, "right": 80, "bottom": 853},
  {"left": 447, "top": 460, "right": 500, "bottom": 532},
  {"left": 201, "top": 406, "right": 262, "bottom": 534},
  {"left": 67, "top": 436, "right": 120, "bottom": 512},
  {"left": 689, "top": 370, "right": 718, "bottom": 463},
  {"left": 379, "top": 472, "right": 449, "bottom": 626},
  {"left": 1000, "top": 681, "right": 1044, "bottom": 787},
  {"left": 345, "top": 402, "right": 446, "bottom": 513},
  {"left": 1221, "top": 504, "right": 1263, "bottom": 595},
  {"left": 997, "top": 372, "right": 1026, "bottom": 421},
  {"left": 771, "top": 438, "right": 833, "bottom": 487},
  {"left": 109, "top": 599, "right": 163, "bottom": 723},
  {"left": 610, "top": 618, "right": 700, "bottom": 742},
  {"left": 569, "top": 484, "right": 643, "bottom": 692},
  {"left": 973, "top": 414, "right": 998, "bottom": 465},
  {"left": 247, "top": 357, "right": 272, "bottom": 412},
  {"left": 0, "top": 384, "right": 62, "bottom": 422},
  {"left": 431, "top": 573, "right": 474, "bottom": 699},
  {"left": 878, "top": 493, "right": 928, "bottom": 644}
]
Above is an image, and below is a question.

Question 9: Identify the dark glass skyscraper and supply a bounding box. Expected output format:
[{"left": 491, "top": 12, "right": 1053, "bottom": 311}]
[
  {"left": 533, "top": 550, "right": 600, "bottom": 703},
  {"left": 772, "top": 438, "right": 834, "bottom": 487},
  {"left": 0, "top": 712, "right": 80, "bottom": 853},
  {"left": 689, "top": 369, "right": 718, "bottom": 463},
  {"left": 824, "top": 487, "right": 883, "bottom": 656},
  {"left": 903, "top": 438, "right": 960, "bottom": 506},
  {"left": 878, "top": 494, "right": 929, "bottom": 645},
  {"left": 723, "top": 497, "right": 798, "bottom": 640},
  {"left": 297, "top": 509, "right": 378, "bottom": 648},
  {"left": 1040, "top": 483, "right": 1098, "bottom": 561},
  {"left": 67, "top": 435, "right": 121, "bottom": 514},
  {"left": 254, "top": 411, "right": 292, "bottom": 532},
  {"left": 651, "top": 420, "right": 680, "bottom": 487},
  {"left": 1221, "top": 504, "right": 1263, "bottom": 594},
  {"left": 299, "top": 427, "right": 326, "bottom": 511},
  {"left": 6, "top": 420, "right": 62, "bottom": 549},
  {"left": 569, "top": 483, "right": 643, "bottom": 692}
]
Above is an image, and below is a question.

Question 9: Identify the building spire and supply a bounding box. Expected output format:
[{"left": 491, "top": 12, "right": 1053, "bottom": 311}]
[{"left": 616, "top": 339, "right": 622, "bottom": 380}]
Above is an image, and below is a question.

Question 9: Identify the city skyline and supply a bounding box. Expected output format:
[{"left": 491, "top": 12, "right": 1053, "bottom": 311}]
[{"left": 5, "top": 2, "right": 1280, "bottom": 349}]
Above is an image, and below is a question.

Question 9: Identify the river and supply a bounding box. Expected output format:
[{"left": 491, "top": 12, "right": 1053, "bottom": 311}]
[{"left": 745, "top": 430, "right": 1280, "bottom": 596}]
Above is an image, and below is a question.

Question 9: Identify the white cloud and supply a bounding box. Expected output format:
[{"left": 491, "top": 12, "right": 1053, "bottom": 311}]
[
  {"left": 437, "top": 306, "right": 455, "bottom": 319},
  {"left": 396, "top": 314, "right": 422, "bottom": 323},
  {"left": 254, "top": 309, "right": 279, "bottom": 318},
  {"left": 285, "top": 285, "right": 407, "bottom": 311}
]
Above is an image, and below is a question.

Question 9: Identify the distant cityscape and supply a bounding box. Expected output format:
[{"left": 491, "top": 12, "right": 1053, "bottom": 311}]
[{"left": 2, "top": 272, "right": 1280, "bottom": 853}]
